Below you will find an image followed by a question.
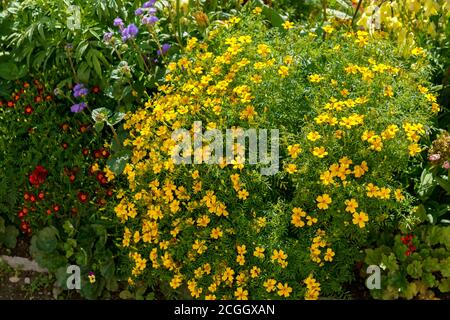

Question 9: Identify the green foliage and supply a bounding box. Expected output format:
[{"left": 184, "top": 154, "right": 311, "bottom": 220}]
[{"left": 364, "top": 224, "right": 450, "bottom": 299}]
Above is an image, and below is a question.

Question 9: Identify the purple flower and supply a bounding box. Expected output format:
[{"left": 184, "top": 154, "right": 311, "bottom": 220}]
[
  {"left": 73, "top": 83, "right": 89, "bottom": 98},
  {"left": 135, "top": 8, "right": 144, "bottom": 16},
  {"left": 70, "top": 102, "right": 87, "bottom": 113},
  {"left": 121, "top": 24, "right": 139, "bottom": 41},
  {"left": 142, "top": 15, "right": 158, "bottom": 25},
  {"left": 142, "top": 0, "right": 156, "bottom": 8},
  {"left": 148, "top": 7, "right": 157, "bottom": 14},
  {"left": 114, "top": 17, "right": 124, "bottom": 27},
  {"left": 443, "top": 161, "right": 450, "bottom": 170},
  {"left": 103, "top": 32, "right": 113, "bottom": 42},
  {"left": 157, "top": 43, "right": 171, "bottom": 56}
]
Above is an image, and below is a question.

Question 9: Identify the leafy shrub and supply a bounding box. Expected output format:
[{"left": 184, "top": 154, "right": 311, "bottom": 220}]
[
  {"left": 364, "top": 224, "right": 450, "bottom": 299},
  {"left": 113, "top": 9, "right": 438, "bottom": 300}
]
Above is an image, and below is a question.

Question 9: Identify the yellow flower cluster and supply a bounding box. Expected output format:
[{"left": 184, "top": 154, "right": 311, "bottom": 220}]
[
  {"left": 114, "top": 11, "right": 435, "bottom": 300},
  {"left": 304, "top": 275, "right": 321, "bottom": 300}
]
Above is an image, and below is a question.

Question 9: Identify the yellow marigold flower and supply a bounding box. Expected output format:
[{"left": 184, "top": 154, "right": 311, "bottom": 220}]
[
  {"left": 170, "top": 275, "right": 183, "bottom": 289},
  {"left": 312, "top": 146, "right": 328, "bottom": 158},
  {"left": 105, "top": 166, "right": 115, "bottom": 181},
  {"left": 191, "top": 170, "right": 199, "bottom": 179},
  {"left": 277, "top": 282, "right": 293, "bottom": 297},
  {"left": 250, "top": 266, "right": 261, "bottom": 278},
  {"left": 308, "top": 74, "right": 323, "bottom": 83},
  {"left": 431, "top": 103, "right": 440, "bottom": 113},
  {"left": 257, "top": 44, "right": 271, "bottom": 57},
  {"left": 395, "top": 189, "right": 405, "bottom": 201},
  {"left": 205, "top": 294, "right": 216, "bottom": 300},
  {"left": 222, "top": 267, "right": 235, "bottom": 282},
  {"left": 264, "top": 279, "right": 277, "bottom": 293},
  {"left": 285, "top": 163, "right": 298, "bottom": 174},
  {"left": 377, "top": 187, "right": 391, "bottom": 199},
  {"left": 344, "top": 198, "right": 359, "bottom": 213},
  {"left": 235, "top": 287, "right": 248, "bottom": 300},
  {"left": 271, "top": 249, "right": 287, "bottom": 262},
  {"left": 384, "top": 85, "right": 394, "bottom": 97},
  {"left": 366, "top": 183, "right": 379, "bottom": 198},
  {"left": 238, "top": 189, "right": 249, "bottom": 200},
  {"left": 324, "top": 248, "right": 335, "bottom": 262},
  {"left": 210, "top": 227, "right": 223, "bottom": 239},
  {"left": 236, "top": 254, "right": 245, "bottom": 266},
  {"left": 254, "top": 246, "right": 265, "bottom": 259},
  {"left": 408, "top": 143, "right": 422, "bottom": 156},
  {"left": 283, "top": 55, "right": 293, "bottom": 65},
  {"left": 192, "top": 239, "right": 207, "bottom": 254},
  {"left": 322, "top": 25, "right": 335, "bottom": 33},
  {"left": 287, "top": 144, "right": 302, "bottom": 158},
  {"left": 253, "top": 7, "right": 262, "bottom": 15},
  {"left": 282, "top": 21, "right": 294, "bottom": 30},
  {"left": 320, "top": 170, "right": 334, "bottom": 185},
  {"left": 306, "top": 215, "right": 318, "bottom": 226},
  {"left": 411, "top": 47, "right": 426, "bottom": 57},
  {"left": 316, "top": 194, "right": 332, "bottom": 210},
  {"left": 250, "top": 74, "right": 262, "bottom": 84},
  {"left": 352, "top": 211, "right": 369, "bottom": 228},
  {"left": 291, "top": 207, "right": 307, "bottom": 228},
  {"left": 307, "top": 131, "right": 322, "bottom": 141},
  {"left": 278, "top": 66, "right": 289, "bottom": 78}
]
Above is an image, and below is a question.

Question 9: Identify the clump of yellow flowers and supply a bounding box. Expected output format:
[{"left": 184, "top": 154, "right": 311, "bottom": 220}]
[{"left": 114, "top": 8, "right": 437, "bottom": 300}]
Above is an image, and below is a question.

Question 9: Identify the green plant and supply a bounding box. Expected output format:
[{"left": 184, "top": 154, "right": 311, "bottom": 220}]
[
  {"left": 0, "top": 216, "right": 19, "bottom": 249},
  {"left": 364, "top": 224, "right": 450, "bottom": 299},
  {"left": 112, "top": 7, "right": 438, "bottom": 300}
]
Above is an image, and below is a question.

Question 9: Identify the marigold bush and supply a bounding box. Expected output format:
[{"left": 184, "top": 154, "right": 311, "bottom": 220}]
[{"left": 111, "top": 10, "right": 442, "bottom": 300}]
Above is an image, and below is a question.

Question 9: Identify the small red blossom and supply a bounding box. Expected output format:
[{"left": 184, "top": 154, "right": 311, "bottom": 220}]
[
  {"left": 29, "top": 165, "right": 48, "bottom": 187},
  {"left": 91, "top": 86, "right": 101, "bottom": 94},
  {"left": 24, "top": 105, "right": 34, "bottom": 115},
  {"left": 78, "top": 191, "right": 89, "bottom": 203}
]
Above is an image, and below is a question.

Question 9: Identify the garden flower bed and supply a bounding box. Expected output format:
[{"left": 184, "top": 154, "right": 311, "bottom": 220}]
[{"left": 0, "top": 0, "right": 449, "bottom": 302}]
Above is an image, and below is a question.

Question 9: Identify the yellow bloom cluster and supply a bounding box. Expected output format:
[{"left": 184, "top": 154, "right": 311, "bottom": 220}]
[
  {"left": 113, "top": 11, "right": 435, "bottom": 300},
  {"left": 304, "top": 275, "right": 321, "bottom": 300}
]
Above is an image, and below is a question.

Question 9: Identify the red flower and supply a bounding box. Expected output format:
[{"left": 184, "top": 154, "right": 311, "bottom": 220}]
[
  {"left": 29, "top": 165, "right": 48, "bottom": 187},
  {"left": 7, "top": 101, "right": 14, "bottom": 108},
  {"left": 38, "top": 192, "right": 45, "bottom": 200},
  {"left": 92, "top": 86, "right": 101, "bottom": 94},
  {"left": 78, "top": 191, "right": 89, "bottom": 203},
  {"left": 24, "top": 105, "right": 34, "bottom": 115},
  {"left": 34, "top": 96, "right": 42, "bottom": 103},
  {"left": 53, "top": 205, "right": 60, "bottom": 212}
]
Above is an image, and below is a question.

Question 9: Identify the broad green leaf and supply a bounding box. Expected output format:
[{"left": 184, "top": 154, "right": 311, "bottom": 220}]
[
  {"left": 35, "top": 226, "right": 59, "bottom": 253},
  {"left": 106, "top": 112, "right": 125, "bottom": 126},
  {"left": 92, "top": 107, "right": 112, "bottom": 123},
  {"left": 0, "top": 225, "right": 18, "bottom": 249},
  {"left": 94, "top": 121, "right": 104, "bottom": 133},
  {"left": 417, "top": 168, "right": 437, "bottom": 200},
  {"left": 107, "top": 153, "right": 130, "bottom": 175}
]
